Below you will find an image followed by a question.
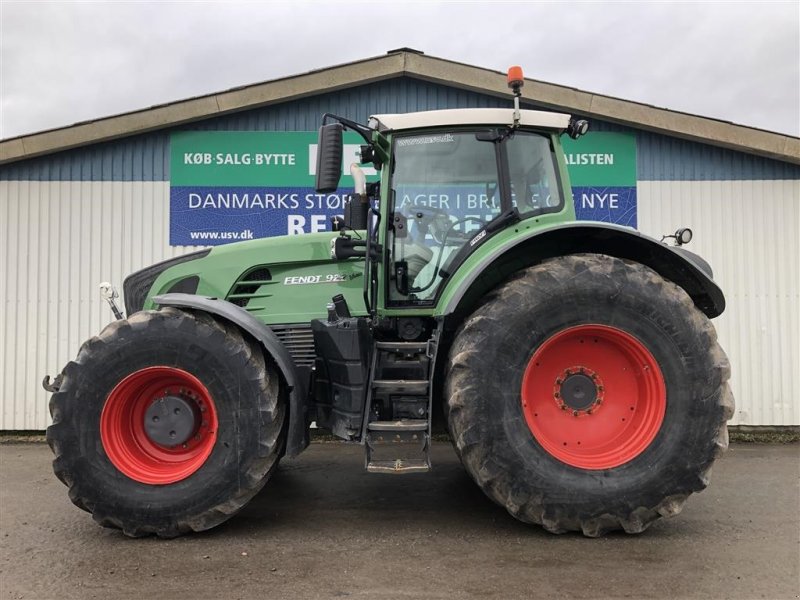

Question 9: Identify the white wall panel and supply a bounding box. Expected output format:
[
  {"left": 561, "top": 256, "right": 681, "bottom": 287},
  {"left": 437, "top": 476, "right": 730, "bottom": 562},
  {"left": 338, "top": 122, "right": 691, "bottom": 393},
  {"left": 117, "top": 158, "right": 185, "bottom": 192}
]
[
  {"left": 638, "top": 179, "right": 800, "bottom": 425},
  {"left": 0, "top": 181, "right": 200, "bottom": 430},
  {"left": 1, "top": 179, "right": 798, "bottom": 428}
]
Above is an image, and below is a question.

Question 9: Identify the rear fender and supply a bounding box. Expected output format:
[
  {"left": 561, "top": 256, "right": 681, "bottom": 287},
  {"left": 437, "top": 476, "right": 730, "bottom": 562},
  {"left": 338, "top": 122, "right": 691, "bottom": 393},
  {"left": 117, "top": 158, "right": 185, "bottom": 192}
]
[
  {"left": 438, "top": 222, "right": 726, "bottom": 321},
  {"left": 153, "top": 293, "right": 309, "bottom": 457}
]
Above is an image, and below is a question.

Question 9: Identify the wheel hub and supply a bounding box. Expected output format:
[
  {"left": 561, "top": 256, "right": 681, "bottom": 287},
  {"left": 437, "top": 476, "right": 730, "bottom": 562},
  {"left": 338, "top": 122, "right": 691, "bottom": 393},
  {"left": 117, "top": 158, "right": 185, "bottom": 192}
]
[
  {"left": 143, "top": 393, "right": 199, "bottom": 447},
  {"left": 554, "top": 367, "right": 604, "bottom": 415},
  {"left": 559, "top": 372, "right": 597, "bottom": 411}
]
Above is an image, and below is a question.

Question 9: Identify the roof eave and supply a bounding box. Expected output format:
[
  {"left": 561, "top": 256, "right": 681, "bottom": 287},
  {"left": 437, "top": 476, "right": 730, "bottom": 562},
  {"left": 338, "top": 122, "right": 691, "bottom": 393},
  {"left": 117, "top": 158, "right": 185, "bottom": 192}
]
[
  {"left": 1, "top": 50, "right": 798, "bottom": 166},
  {"left": 0, "top": 53, "right": 405, "bottom": 165},
  {"left": 400, "top": 53, "right": 800, "bottom": 165}
]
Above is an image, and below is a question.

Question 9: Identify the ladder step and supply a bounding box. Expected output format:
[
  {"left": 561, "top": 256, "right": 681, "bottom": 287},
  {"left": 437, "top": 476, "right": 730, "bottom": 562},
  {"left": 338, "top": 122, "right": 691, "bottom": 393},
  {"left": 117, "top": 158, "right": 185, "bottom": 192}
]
[
  {"left": 372, "top": 379, "right": 428, "bottom": 393},
  {"left": 368, "top": 419, "right": 428, "bottom": 432},
  {"left": 375, "top": 341, "right": 428, "bottom": 353},
  {"left": 366, "top": 459, "right": 430, "bottom": 474}
]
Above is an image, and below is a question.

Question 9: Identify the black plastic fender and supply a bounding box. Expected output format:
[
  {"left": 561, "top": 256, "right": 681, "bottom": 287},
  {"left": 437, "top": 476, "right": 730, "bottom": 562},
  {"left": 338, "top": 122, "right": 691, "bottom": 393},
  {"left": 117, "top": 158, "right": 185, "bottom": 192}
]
[
  {"left": 443, "top": 222, "right": 726, "bottom": 320},
  {"left": 153, "top": 293, "right": 309, "bottom": 457}
]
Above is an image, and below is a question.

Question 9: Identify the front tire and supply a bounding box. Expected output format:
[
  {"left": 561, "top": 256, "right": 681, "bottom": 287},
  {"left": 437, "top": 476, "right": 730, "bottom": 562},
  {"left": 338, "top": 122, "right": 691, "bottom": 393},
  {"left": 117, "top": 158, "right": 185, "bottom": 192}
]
[
  {"left": 47, "top": 308, "right": 285, "bottom": 537},
  {"left": 445, "top": 254, "right": 733, "bottom": 536}
]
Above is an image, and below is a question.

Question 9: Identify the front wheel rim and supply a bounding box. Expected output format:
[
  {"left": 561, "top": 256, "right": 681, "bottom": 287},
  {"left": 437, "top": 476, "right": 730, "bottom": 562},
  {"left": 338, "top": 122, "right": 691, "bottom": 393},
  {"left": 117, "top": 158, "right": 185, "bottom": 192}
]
[
  {"left": 521, "top": 325, "right": 666, "bottom": 470},
  {"left": 100, "top": 366, "right": 218, "bottom": 485}
]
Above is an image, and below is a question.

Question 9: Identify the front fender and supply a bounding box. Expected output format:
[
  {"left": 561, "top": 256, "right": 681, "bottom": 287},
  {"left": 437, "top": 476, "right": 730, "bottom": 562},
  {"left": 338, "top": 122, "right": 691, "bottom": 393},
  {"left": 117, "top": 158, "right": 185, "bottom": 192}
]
[
  {"left": 153, "top": 293, "right": 309, "bottom": 457},
  {"left": 437, "top": 222, "right": 725, "bottom": 320}
]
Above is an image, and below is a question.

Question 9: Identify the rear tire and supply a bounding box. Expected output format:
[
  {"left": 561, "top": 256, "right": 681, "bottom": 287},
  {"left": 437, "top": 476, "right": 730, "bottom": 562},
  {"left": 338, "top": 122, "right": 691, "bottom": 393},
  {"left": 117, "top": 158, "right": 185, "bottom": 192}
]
[
  {"left": 445, "top": 254, "right": 733, "bottom": 536},
  {"left": 47, "top": 307, "right": 285, "bottom": 537}
]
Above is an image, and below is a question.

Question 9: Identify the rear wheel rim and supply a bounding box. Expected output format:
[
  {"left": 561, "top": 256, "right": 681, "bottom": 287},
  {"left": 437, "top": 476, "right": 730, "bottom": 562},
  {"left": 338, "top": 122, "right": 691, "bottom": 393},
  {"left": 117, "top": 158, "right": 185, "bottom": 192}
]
[
  {"left": 100, "top": 366, "right": 218, "bottom": 484},
  {"left": 521, "top": 325, "right": 666, "bottom": 470}
]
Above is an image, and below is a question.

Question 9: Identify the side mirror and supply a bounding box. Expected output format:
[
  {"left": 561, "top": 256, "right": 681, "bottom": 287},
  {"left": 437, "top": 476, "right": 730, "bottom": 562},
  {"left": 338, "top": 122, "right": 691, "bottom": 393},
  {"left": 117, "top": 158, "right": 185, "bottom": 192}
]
[{"left": 315, "top": 123, "right": 344, "bottom": 193}]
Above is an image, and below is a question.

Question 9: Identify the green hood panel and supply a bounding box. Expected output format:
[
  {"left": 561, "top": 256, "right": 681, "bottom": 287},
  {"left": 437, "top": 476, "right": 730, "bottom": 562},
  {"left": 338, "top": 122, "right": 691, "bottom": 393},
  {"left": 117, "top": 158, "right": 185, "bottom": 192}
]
[{"left": 143, "top": 233, "right": 366, "bottom": 324}]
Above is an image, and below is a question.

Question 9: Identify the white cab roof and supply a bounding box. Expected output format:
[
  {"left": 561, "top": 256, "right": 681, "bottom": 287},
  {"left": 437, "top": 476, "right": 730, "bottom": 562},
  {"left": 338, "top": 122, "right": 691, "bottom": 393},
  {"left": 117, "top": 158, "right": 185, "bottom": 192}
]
[{"left": 369, "top": 108, "right": 571, "bottom": 132}]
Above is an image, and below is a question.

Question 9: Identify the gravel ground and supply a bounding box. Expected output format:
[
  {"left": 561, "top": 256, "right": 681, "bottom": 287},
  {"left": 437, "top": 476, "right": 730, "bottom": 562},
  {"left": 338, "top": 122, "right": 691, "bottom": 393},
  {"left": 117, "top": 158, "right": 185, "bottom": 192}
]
[{"left": 1, "top": 441, "right": 798, "bottom": 600}]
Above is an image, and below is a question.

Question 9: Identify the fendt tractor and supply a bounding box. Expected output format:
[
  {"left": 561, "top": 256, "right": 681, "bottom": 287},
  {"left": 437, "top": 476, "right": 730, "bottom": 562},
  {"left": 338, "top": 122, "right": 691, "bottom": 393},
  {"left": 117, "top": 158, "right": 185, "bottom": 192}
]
[{"left": 44, "top": 67, "right": 733, "bottom": 538}]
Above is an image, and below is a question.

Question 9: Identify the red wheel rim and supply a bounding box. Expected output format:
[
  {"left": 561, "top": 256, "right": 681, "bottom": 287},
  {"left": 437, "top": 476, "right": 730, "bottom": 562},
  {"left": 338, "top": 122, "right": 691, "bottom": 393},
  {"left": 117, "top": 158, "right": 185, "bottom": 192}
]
[
  {"left": 521, "top": 325, "right": 666, "bottom": 470},
  {"left": 100, "top": 367, "right": 218, "bottom": 485}
]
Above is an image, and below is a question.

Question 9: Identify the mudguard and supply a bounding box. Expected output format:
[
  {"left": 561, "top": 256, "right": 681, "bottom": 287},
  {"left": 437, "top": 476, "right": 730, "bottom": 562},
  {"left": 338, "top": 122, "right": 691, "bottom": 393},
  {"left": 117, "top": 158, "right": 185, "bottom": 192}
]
[
  {"left": 439, "top": 222, "right": 726, "bottom": 320},
  {"left": 153, "top": 293, "right": 309, "bottom": 457}
]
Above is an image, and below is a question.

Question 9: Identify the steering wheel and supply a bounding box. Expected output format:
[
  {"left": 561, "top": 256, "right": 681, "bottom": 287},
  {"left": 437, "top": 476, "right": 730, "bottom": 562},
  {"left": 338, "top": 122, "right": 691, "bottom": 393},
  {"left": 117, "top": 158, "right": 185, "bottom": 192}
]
[{"left": 406, "top": 206, "right": 486, "bottom": 243}]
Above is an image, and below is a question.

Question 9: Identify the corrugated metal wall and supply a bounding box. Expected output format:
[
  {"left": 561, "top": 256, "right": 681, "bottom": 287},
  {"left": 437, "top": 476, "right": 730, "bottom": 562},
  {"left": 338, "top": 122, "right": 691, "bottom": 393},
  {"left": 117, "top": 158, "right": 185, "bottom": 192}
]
[
  {"left": 1, "top": 75, "right": 799, "bottom": 428},
  {"left": 0, "top": 181, "right": 184, "bottom": 429},
  {"left": 638, "top": 180, "right": 800, "bottom": 426}
]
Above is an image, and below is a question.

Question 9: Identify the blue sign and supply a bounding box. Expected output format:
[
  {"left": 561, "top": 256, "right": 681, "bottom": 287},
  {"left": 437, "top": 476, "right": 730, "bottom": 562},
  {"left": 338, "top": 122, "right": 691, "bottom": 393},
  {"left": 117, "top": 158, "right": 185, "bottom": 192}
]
[
  {"left": 170, "top": 187, "right": 354, "bottom": 245},
  {"left": 573, "top": 186, "right": 637, "bottom": 228},
  {"left": 169, "top": 131, "right": 638, "bottom": 245}
]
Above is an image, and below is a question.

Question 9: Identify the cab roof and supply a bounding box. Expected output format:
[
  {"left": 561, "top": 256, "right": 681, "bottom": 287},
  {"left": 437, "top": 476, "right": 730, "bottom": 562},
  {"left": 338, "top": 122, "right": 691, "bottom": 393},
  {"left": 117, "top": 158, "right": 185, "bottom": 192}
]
[{"left": 369, "top": 108, "right": 571, "bottom": 133}]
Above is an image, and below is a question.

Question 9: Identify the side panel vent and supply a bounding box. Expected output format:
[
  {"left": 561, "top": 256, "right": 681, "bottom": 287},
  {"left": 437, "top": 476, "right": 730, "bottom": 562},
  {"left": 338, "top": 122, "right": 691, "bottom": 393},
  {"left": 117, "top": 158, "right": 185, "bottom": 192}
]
[{"left": 227, "top": 267, "right": 272, "bottom": 307}]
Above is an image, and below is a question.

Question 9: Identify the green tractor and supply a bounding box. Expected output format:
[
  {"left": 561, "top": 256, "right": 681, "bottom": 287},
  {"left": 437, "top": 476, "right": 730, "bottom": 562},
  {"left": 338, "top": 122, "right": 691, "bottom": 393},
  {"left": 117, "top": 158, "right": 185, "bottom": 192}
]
[{"left": 44, "top": 69, "right": 733, "bottom": 538}]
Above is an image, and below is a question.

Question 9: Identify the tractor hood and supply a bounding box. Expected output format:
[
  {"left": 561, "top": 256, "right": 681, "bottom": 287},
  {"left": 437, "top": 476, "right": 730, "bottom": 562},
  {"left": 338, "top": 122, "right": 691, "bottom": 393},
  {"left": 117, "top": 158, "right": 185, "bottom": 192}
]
[{"left": 128, "top": 232, "right": 366, "bottom": 325}]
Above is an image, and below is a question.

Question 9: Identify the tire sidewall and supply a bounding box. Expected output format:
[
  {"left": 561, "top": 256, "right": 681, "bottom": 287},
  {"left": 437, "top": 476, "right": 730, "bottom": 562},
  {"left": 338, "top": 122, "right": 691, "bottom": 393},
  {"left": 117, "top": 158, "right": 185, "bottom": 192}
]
[
  {"left": 56, "top": 310, "right": 273, "bottom": 531},
  {"left": 448, "top": 255, "right": 725, "bottom": 517}
]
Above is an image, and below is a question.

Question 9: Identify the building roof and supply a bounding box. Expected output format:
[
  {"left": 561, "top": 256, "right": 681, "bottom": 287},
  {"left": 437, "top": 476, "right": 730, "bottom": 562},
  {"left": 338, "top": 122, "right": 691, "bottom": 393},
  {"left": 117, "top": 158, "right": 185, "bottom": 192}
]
[
  {"left": 1, "top": 48, "right": 798, "bottom": 166},
  {"left": 370, "top": 108, "right": 571, "bottom": 132}
]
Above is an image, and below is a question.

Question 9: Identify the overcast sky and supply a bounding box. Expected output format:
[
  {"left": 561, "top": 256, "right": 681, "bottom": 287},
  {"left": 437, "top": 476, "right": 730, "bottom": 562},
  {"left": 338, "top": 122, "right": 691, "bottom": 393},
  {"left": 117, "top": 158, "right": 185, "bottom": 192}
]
[{"left": 1, "top": 1, "right": 798, "bottom": 140}]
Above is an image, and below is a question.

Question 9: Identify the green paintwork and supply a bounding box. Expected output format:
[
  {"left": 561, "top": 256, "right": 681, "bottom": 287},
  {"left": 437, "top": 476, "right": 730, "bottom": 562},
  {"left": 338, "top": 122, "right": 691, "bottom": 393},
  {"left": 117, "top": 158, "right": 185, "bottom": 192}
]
[
  {"left": 143, "top": 232, "right": 367, "bottom": 324},
  {"left": 146, "top": 128, "right": 577, "bottom": 326}
]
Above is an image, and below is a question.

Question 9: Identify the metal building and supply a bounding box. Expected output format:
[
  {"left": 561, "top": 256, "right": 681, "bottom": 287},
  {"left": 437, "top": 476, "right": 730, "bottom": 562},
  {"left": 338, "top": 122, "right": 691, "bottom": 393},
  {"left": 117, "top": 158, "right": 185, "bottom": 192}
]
[{"left": 1, "top": 49, "right": 798, "bottom": 430}]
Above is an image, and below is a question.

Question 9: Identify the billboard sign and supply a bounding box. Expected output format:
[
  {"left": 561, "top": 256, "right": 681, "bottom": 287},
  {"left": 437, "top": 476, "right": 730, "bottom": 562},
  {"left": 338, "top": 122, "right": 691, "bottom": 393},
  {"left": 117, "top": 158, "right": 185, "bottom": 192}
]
[{"left": 169, "top": 130, "right": 636, "bottom": 246}]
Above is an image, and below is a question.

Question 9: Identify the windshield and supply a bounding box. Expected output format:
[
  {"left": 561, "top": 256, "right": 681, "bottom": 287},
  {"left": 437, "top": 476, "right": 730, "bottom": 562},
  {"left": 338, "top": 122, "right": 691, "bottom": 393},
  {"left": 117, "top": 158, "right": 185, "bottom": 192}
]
[{"left": 388, "top": 129, "right": 562, "bottom": 304}]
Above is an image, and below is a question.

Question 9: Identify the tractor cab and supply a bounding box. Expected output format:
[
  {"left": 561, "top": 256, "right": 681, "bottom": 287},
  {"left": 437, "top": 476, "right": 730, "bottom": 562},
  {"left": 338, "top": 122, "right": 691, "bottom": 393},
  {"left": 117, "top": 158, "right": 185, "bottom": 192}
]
[{"left": 316, "top": 106, "right": 588, "bottom": 312}]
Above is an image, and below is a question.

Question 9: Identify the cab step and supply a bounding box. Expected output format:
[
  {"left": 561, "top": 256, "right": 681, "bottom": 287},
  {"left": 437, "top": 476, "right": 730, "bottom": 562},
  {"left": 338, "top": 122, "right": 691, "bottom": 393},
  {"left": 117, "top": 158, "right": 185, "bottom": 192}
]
[
  {"left": 371, "top": 380, "right": 428, "bottom": 394},
  {"left": 362, "top": 328, "right": 441, "bottom": 475},
  {"left": 375, "top": 341, "right": 429, "bottom": 354},
  {"left": 366, "top": 459, "right": 430, "bottom": 474},
  {"left": 367, "top": 419, "right": 428, "bottom": 432}
]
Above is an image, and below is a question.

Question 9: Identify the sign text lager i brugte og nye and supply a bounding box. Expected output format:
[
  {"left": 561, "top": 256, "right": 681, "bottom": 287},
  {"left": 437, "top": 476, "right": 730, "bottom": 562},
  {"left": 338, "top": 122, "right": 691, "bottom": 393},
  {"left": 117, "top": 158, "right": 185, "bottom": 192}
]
[{"left": 169, "top": 131, "right": 636, "bottom": 246}]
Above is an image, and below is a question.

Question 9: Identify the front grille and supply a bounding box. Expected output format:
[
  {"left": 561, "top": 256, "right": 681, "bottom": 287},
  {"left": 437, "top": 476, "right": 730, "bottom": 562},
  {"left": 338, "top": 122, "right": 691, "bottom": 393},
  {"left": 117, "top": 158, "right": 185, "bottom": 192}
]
[
  {"left": 228, "top": 267, "right": 272, "bottom": 307},
  {"left": 270, "top": 324, "right": 316, "bottom": 368}
]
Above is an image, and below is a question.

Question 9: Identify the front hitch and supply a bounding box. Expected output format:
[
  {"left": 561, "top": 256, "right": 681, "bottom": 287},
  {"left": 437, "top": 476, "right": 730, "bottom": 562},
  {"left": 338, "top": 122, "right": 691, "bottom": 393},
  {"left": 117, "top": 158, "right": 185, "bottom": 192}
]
[{"left": 42, "top": 373, "right": 63, "bottom": 393}]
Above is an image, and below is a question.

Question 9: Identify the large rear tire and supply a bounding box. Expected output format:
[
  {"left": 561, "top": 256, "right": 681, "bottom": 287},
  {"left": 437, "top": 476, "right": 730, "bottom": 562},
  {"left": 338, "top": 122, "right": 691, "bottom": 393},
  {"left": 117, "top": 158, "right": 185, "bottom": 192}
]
[
  {"left": 445, "top": 254, "right": 733, "bottom": 536},
  {"left": 47, "top": 307, "right": 285, "bottom": 537}
]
